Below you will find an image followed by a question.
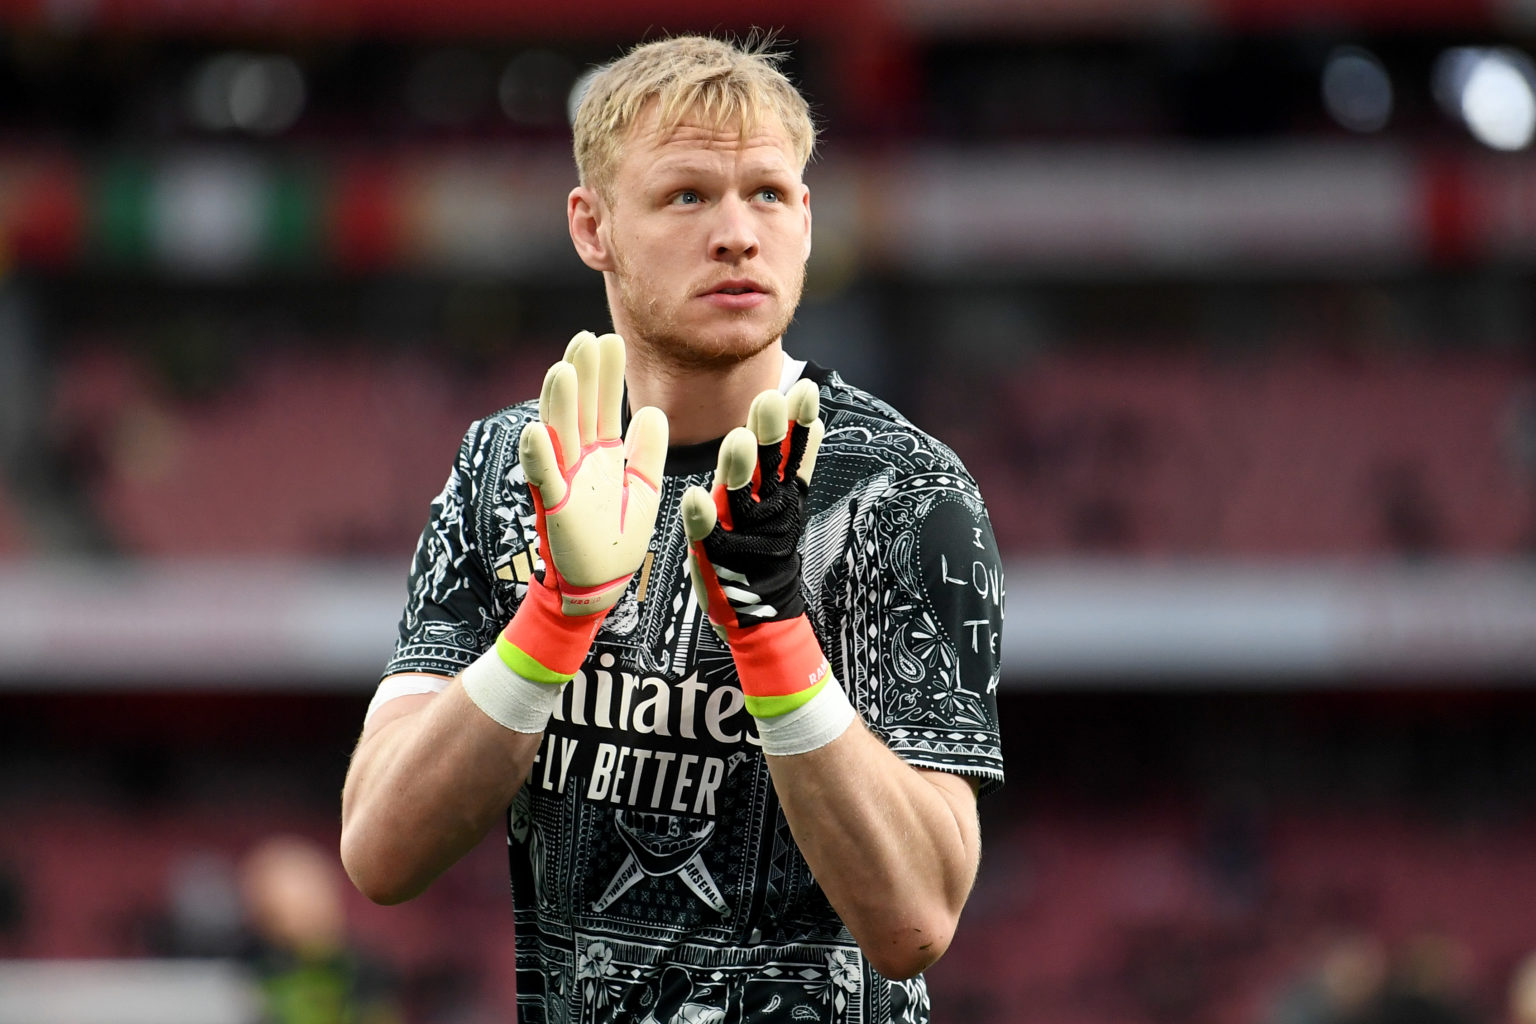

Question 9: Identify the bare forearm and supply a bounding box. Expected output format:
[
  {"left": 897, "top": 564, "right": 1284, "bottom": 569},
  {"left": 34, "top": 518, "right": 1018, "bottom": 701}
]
[
  {"left": 766, "top": 720, "right": 981, "bottom": 980},
  {"left": 340, "top": 682, "right": 541, "bottom": 904}
]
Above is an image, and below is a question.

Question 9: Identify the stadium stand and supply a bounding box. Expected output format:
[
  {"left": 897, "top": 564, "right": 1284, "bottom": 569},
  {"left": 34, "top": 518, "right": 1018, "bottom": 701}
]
[
  {"left": 2, "top": 690, "right": 1533, "bottom": 1024},
  {"left": 41, "top": 343, "right": 1536, "bottom": 559},
  {"left": 42, "top": 342, "right": 1536, "bottom": 561},
  {"left": 980, "top": 349, "right": 1535, "bottom": 557},
  {"left": 48, "top": 341, "right": 552, "bottom": 555},
  {"left": 8, "top": 775, "right": 1535, "bottom": 1024}
]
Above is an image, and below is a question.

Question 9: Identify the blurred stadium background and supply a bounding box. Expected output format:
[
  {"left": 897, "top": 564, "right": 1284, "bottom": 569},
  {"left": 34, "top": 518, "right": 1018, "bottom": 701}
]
[{"left": 4, "top": 1, "right": 1536, "bottom": 1022}]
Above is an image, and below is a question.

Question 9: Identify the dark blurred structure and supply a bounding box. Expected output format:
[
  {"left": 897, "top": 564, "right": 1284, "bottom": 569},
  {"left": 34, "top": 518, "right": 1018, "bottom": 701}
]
[{"left": 4, "top": 2, "right": 1536, "bottom": 1023}]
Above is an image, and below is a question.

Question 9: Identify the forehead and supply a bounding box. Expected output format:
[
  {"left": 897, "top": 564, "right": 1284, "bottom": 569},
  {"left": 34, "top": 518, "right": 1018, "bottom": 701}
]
[{"left": 617, "top": 105, "right": 801, "bottom": 179}]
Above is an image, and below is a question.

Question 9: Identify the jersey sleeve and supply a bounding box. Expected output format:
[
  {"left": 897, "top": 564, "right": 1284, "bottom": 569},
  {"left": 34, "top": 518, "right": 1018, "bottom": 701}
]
[
  {"left": 831, "top": 465, "right": 1006, "bottom": 795},
  {"left": 380, "top": 419, "right": 505, "bottom": 681}
]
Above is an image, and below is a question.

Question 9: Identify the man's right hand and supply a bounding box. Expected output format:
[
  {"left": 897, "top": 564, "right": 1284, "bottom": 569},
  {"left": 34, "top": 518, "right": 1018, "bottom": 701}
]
[
  {"left": 520, "top": 331, "right": 668, "bottom": 618},
  {"left": 464, "top": 332, "right": 666, "bottom": 730}
]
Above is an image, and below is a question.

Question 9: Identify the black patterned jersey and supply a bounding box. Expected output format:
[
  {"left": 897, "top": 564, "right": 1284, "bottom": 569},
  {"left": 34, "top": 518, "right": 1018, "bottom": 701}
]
[{"left": 382, "top": 362, "right": 1005, "bottom": 1024}]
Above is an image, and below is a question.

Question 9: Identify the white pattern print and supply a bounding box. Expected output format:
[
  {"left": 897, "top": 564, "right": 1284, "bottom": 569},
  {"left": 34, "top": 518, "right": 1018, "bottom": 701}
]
[{"left": 382, "top": 366, "right": 1004, "bottom": 1023}]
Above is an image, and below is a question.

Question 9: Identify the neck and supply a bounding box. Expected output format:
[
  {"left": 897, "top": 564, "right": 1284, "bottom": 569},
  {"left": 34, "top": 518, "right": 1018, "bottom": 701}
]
[{"left": 624, "top": 340, "right": 786, "bottom": 446}]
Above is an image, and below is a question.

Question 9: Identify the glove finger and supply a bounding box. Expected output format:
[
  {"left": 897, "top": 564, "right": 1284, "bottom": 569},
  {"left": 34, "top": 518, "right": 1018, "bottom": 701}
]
[
  {"left": 685, "top": 546, "right": 731, "bottom": 642},
  {"left": 519, "top": 421, "right": 568, "bottom": 508},
  {"left": 683, "top": 489, "right": 733, "bottom": 638},
  {"left": 681, "top": 485, "right": 718, "bottom": 544},
  {"left": 785, "top": 377, "right": 820, "bottom": 427},
  {"left": 746, "top": 389, "right": 789, "bottom": 485},
  {"left": 747, "top": 389, "right": 789, "bottom": 445},
  {"left": 780, "top": 378, "right": 820, "bottom": 484},
  {"left": 716, "top": 427, "right": 758, "bottom": 493},
  {"left": 686, "top": 548, "right": 709, "bottom": 615},
  {"left": 623, "top": 405, "right": 668, "bottom": 495},
  {"left": 596, "top": 332, "right": 625, "bottom": 443},
  {"left": 538, "top": 361, "right": 580, "bottom": 470},
  {"left": 796, "top": 417, "right": 824, "bottom": 487},
  {"left": 563, "top": 330, "right": 600, "bottom": 448}
]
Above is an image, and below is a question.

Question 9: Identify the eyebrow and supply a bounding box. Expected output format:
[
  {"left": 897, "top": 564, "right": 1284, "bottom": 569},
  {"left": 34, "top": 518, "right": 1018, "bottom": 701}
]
[{"left": 645, "top": 158, "right": 797, "bottom": 184}]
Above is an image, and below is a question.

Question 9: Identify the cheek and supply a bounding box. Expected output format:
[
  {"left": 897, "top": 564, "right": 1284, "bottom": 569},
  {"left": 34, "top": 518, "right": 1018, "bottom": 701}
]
[
  {"left": 772, "top": 220, "right": 811, "bottom": 267},
  {"left": 618, "top": 223, "right": 677, "bottom": 265},
  {"left": 610, "top": 225, "right": 646, "bottom": 272}
]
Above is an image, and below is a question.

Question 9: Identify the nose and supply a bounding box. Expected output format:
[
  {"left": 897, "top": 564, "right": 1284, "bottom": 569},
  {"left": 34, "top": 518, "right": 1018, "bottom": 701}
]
[{"left": 710, "top": 195, "right": 759, "bottom": 262}]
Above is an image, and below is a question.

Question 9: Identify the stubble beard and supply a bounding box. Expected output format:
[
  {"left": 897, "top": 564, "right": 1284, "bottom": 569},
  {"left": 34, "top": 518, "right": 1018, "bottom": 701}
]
[{"left": 612, "top": 248, "right": 805, "bottom": 373}]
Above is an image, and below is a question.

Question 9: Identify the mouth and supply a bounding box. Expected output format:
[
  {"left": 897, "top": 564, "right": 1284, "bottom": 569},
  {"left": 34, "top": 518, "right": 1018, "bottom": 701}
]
[{"left": 702, "top": 280, "right": 767, "bottom": 297}]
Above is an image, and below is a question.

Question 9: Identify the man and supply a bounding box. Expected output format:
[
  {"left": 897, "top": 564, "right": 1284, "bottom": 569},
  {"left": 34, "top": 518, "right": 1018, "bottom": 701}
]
[
  {"left": 241, "top": 835, "right": 402, "bottom": 1024},
  {"left": 340, "top": 34, "right": 1005, "bottom": 1024}
]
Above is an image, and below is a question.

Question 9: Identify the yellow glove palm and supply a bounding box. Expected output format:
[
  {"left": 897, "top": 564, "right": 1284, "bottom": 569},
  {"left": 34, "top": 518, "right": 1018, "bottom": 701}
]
[
  {"left": 464, "top": 330, "right": 668, "bottom": 731},
  {"left": 519, "top": 331, "right": 668, "bottom": 616}
]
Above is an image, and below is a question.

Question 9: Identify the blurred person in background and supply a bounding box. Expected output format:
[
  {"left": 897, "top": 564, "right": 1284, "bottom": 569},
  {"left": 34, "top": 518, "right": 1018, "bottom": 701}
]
[
  {"left": 241, "top": 835, "right": 401, "bottom": 1024},
  {"left": 340, "top": 31, "right": 1005, "bottom": 1024},
  {"left": 1370, "top": 933, "right": 1482, "bottom": 1024},
  {"left": 1264, "top": 929, "right": 1388, "bottom": 1024}
]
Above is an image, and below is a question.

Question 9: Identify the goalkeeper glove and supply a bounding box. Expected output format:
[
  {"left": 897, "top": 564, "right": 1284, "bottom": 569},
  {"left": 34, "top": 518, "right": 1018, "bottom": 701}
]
[
  {"left": 681, "top": 378, "right": 854, "bottom": 755},
  {"left": 464, "top": 331, "right": 668, "bottom": 732}
]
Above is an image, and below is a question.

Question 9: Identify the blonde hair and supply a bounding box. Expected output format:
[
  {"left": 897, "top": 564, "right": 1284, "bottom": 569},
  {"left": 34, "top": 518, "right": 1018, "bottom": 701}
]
[{"left": 573, "top": 34, "right": 817, "bottom": 197}]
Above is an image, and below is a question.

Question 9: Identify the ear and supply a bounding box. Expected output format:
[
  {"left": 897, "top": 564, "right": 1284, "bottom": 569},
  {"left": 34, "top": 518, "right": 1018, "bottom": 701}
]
[
  {"left": 569, "top": 186, "right": 614, "bottom": 272},
  {"left": 801, "top": 185, "right": 813, "bottom": 261}
]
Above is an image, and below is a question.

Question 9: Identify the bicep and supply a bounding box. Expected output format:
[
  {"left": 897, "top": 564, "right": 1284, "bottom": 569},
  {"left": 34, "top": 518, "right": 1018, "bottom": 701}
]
[
  {"left": 917, "top": 767, "right": 981, "bottom": 841},
  {"left": 357, "top": 674, "right": 450, "bottom": 747},
  {"left": 914, "top": 766, "right": 984, "bottom": 908}
]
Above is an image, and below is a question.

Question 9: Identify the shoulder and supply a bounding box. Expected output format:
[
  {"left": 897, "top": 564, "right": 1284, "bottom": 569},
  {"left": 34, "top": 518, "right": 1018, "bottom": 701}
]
[
  {"left": 798, "top": 367, "right": 999, "bottom": 616},
  {"left": 802, "top": 372, "right": 1006, "bottom": 793},
  {"left": 446, "top": 399, "right": 541, "bottom": 485},
  {"left": 460, "top": 399, "right": 540, "bottom": 453},
  {"left": 808, "top": 366, "right": 984, "bottom": 508}
]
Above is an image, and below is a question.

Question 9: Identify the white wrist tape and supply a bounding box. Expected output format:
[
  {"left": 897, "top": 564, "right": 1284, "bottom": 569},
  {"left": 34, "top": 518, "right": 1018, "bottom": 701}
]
[
  {"left": 461, "top": 645, "right": 566, "bottom": 734},
  {"left": 754, "top": 672, "right": 857, "bottom": 756}
]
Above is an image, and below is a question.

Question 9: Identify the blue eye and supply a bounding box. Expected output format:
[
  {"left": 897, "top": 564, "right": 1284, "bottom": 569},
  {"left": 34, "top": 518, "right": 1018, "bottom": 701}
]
[
  {"left": 674, "top": 190, "right": 701, "bottom": 205},
  {"left": 758, "top": 188, "right": 780, "bottom": 203}
]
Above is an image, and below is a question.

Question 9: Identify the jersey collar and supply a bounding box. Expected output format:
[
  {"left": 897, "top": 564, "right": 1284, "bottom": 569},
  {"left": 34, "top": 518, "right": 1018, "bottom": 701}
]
[{"left": 621, "top": 355, "right": 832, "bottom": 477}]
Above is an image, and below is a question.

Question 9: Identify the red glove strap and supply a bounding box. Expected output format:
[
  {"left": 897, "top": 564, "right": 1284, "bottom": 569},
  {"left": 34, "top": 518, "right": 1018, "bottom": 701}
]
[
  {"left": 724, "top": 615, "right": 829, "bottom": 701},
  {"left": 501, "top": 579, "right": 606, "bottom": 678}
]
